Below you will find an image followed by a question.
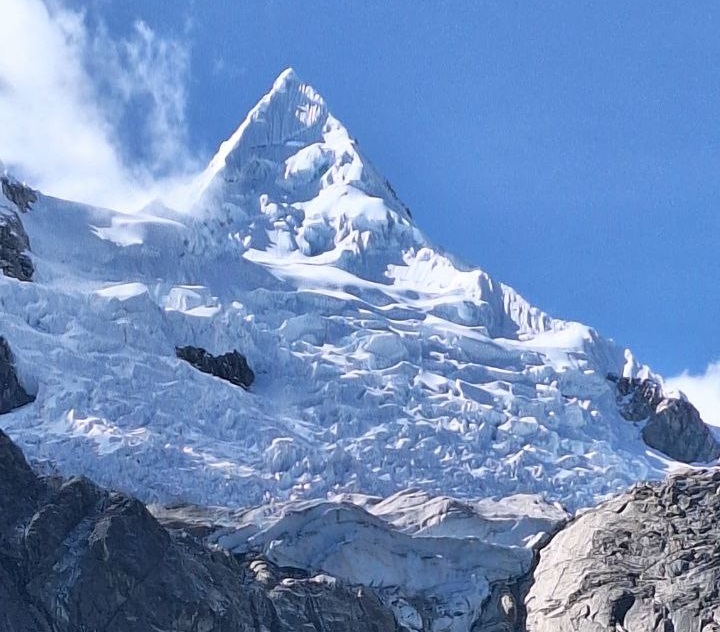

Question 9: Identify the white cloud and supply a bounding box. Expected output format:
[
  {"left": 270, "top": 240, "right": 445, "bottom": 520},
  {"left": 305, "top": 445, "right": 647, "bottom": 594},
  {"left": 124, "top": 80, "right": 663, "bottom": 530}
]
[
  {"left": 666, "top": 361, "right": 720, "bottom": 427},
  {"left": 88, "top": 18, "right": 193, "bottom": 177},
  {"left": 0, "top": 0, "right": 197, "bottom": 211}
]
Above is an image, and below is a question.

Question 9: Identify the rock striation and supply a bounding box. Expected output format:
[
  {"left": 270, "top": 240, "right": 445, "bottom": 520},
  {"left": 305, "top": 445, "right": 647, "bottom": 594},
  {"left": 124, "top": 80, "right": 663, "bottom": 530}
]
[
  {"left": 610, "top": 374, "right": 720, "bottom": 463},
  {"left": 176, "top": 345, "right": 255, "bottom": 389},
  {"left": 526, "top": 470, "right": 720, "bottom": 632},
  {"left": 0, "top": 426, "right": 397, "bottom": 632}
]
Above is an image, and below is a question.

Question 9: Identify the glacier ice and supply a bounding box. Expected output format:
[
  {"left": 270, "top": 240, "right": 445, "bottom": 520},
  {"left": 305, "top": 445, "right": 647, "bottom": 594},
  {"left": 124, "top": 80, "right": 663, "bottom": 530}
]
[{"left": 0, "top": 69, "right": 712, "bottom": 520}]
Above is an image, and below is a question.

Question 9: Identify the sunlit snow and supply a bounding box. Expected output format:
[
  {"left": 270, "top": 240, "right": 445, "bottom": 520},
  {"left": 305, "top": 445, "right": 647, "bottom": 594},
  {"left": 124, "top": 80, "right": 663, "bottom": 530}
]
[{"left": 0, "top": 68, "right": 693, "bottom": 519}]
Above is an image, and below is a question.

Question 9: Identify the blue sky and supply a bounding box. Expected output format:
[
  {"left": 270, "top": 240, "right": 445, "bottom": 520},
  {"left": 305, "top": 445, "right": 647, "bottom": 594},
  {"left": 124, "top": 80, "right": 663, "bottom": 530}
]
[{"left": 2, "top": 2, "right": 719, "bottom": 390}]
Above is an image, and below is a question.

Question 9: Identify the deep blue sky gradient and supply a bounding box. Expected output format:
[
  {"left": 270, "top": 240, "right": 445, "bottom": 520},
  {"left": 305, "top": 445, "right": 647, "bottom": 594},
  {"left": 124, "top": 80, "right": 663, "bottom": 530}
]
[{"left": 74, "top": 1, "right": 720, "bottom": 376}]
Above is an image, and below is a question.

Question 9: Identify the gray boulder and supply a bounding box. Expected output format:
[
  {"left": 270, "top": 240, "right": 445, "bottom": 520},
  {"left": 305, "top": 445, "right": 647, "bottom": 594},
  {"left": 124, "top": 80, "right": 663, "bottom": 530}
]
[{"left": 526, "top": 470, "right": 720, "bottom": 632}]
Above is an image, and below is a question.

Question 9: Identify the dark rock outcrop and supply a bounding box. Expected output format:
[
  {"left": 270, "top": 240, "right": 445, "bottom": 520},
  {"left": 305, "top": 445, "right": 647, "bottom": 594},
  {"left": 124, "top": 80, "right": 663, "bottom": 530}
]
[
  {"left": 0, "top": 211, "right": 33, "bottom": 281},
  {"left": 0, "top": 337, "right": 34, "bottom": 413},
  {"left": 642, "top": 398, "right": 720, "bottom": 464},
  {"left": 176, "top": 345, "right": 255, "bottom": 389},
  {"left": 612, "top": 375, "right": 664, "bottom": 421},
  {"left": 526, "top": 470, "right": 720, "bottom": 632},
  {"left": 0, "top": 427, "right": 397, "bottom": 632},
  {"left": 1, "top": 176, "right": 38, "bottom": 214},
  {"left": 0, "top": 175, "right": 35, "bottom": 282},
  {"left": 469, "top": 520, "right": 565, "bottom": 632},
  {"left": 0, "top": 213, "right": 33, "bottom": 284},
  {"left": 609, "top": 374, "right": 720, "bottom": 463},
  {"left": 473, "top": 579, "right": 525, "bottom": 631}
]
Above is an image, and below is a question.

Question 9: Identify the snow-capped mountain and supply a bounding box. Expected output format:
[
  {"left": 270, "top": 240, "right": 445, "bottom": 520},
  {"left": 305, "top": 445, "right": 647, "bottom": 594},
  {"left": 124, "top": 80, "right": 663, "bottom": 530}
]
[
  {"left": 1, "top": 68, "right": 718, "bottom": 632},
  {"left": 0, "top": 68, "right": 714, "bottom": 516}
]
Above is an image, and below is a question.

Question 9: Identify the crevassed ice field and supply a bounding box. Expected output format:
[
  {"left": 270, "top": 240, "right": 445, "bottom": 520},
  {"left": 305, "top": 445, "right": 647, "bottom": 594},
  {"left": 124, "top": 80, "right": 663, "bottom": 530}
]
[{"left": 2, "top": 69, "right": 674, "bottom": 513}]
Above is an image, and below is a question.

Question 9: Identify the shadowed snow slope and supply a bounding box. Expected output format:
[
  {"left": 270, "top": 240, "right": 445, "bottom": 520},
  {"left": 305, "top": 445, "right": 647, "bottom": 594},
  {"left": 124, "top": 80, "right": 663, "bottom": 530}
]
[{"left": 0, "top": 69, "right": 715, "bottom": 517}]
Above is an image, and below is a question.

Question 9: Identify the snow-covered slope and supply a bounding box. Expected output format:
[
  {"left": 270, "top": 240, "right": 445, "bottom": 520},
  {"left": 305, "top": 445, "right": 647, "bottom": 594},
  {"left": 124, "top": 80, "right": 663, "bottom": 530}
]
[{"left": 0, "top": 69, "right": 711, "bottom": 517}]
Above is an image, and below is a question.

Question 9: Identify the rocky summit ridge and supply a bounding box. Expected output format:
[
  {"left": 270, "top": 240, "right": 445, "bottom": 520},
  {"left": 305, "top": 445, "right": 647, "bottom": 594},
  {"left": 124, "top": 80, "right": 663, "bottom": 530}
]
[{"left": 0, "top": 69, "right": 718, "bottom": 631}]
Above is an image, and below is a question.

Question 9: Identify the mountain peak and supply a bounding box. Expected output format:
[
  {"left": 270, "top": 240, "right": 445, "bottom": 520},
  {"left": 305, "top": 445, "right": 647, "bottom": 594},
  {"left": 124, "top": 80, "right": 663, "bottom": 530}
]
[
  {"left": 196, "top": 69, "right": 413, "bottom": 249},
  {"left": 200, "top": 69, "right": 330, "bottom": 188},
  {"left": 271, "top": 66, "right": 304, "bottom": 92}
]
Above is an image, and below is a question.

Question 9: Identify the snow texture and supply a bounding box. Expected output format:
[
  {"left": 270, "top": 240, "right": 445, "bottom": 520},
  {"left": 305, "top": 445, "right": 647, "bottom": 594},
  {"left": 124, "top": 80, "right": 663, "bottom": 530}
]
[{"left": 0, "top": 68, "right": 711, "bottom": 519}]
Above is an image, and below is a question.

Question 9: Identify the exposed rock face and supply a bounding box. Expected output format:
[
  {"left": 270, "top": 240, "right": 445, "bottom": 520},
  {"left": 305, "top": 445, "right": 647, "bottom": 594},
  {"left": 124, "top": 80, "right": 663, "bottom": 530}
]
[
  {"left": 643, "top": 399, "right": 720, "bottom": 463},
  {"left": 0, "top": 210, "right": 33, "bottom": 281},
  {"left": 1, "top": 176, "right": 38, "bottom": 213},
  {"left": 0, "top": 337, "right": 34, "bottom": 413},
  {"left": 612, "top": 375, "right": 664, "bottom": 421},
  {"left": 609, "top": 374, "right": 720, "bottom": 463},
  {"left": 176, "top": 345, "right": 255, "bottom": 389},
  {"left": 0, "top": 427, "right": 397, "bottom": 632},
  {"left": 473, "top": 579, "right": 525, "bottom": 631},
  {"left": 526, "top": 470, "right": 720, "bottom": 632},
  {"left": 0, "top": 175, "right": 35, "bottom": 282}
]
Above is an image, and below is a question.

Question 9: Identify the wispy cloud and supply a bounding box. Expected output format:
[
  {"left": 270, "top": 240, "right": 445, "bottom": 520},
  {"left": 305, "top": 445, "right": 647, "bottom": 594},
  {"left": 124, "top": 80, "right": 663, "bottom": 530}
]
[
  {"left": 666, "top": 361, "right": 720, "bottom": 427},
  {"left": 87, "top": 18, "right": 193, "bottom": 177},
  {"left": 0, "top": 0, "right": 197, "bottom": 211}
]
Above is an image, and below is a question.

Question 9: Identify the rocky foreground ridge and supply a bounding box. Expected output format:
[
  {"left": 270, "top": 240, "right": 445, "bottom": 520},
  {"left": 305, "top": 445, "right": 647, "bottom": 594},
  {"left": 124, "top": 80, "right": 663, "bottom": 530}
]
[{"left": 527, "top": 470, "right": 720, "bottom": 632}]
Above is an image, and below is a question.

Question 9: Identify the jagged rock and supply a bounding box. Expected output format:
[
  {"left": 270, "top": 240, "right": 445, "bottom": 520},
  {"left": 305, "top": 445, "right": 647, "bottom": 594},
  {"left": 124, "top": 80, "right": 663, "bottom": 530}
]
[
  {"left": 1, "top": 176, "right": 38, "bottom": 213},
  {"left": 0, "top": 427, "right": 41, "bottom": 533},
  {"left": 526, "top": 470, "right": 720, "bottom": 632},
  {"left": 176, "top": 345, "right": 255, "bottom": 389},
  {"left": 0, "top": 427, "right": 397, "bottom": 632},
  {"left": 0, "top": 337, "right": 34, "bottom": 414},
  {"left": 0, "top": 209, "right": 32, "bottom": 282},
  {"left": 0, "top": 176, "right": 35, "bottom": 281},
  {"left": 610, "top": 375, "right": 664, "bottom": 421},
  {"left": 643, "top": 398, "right": 720, "bottom": 463},
  {"left": 609, "top": 374, "right": 720, "bottom": 463},
  {"left": 247, "top": 561, "right": 398, "bottom": 632}
]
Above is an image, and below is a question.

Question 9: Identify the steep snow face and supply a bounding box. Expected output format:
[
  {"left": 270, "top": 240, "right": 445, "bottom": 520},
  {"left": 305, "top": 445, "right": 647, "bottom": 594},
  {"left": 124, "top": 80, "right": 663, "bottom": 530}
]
[
  {"left": 0, "top": 71, "right": 707, "bottom": 515},
  {"left": 194, "top": 68, "right": 419, "bottom": 282},
  {"left": 199, "top": 68, "right": 409, "bottom": 213}
]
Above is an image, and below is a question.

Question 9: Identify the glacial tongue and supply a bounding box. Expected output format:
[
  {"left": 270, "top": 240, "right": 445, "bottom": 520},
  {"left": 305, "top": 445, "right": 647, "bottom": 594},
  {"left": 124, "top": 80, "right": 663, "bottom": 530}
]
[{"left": 0, "top": 70, "right": 717, "bottom": 537}]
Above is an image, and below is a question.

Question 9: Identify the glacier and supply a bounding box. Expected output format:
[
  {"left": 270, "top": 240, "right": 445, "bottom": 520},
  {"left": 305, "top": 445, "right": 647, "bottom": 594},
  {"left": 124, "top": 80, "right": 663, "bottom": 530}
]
[
  {"left": 0, "top": 68, "right": 707, "bottom": 513},
  {"left": 1, "top": 66, "right": 717, "bottom": 632}
]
